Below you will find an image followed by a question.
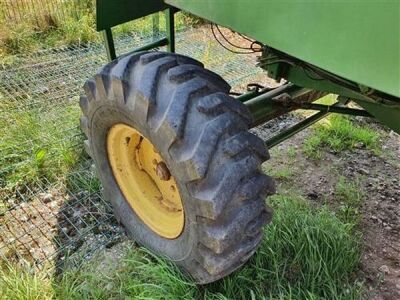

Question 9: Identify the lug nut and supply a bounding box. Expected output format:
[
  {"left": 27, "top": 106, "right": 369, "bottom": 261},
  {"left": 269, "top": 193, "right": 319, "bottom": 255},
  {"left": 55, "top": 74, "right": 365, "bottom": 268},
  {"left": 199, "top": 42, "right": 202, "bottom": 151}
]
[{"left": 156, "top": 162, "right": 171, "bottom": 181}]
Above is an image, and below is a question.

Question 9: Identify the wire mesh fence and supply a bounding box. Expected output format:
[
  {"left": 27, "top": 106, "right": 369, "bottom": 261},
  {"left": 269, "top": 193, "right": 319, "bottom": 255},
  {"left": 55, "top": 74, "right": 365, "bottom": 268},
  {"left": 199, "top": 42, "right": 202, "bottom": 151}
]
[
  {"left": 0, "top": 18, "right": 308, "bottom": 275},
  {"left": 0, "top": 26, "right": 287, "bottom": 271},
  {"left": 0, "top": 166, "right": 123, "bottom": 270}
]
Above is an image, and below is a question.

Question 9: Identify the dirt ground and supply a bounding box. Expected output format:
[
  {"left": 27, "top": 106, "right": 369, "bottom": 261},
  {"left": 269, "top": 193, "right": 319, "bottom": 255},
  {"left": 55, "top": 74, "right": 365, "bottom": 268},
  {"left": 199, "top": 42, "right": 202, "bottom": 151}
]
[{"left": 259, "top": 121, "right": 400, "bottom": 300}]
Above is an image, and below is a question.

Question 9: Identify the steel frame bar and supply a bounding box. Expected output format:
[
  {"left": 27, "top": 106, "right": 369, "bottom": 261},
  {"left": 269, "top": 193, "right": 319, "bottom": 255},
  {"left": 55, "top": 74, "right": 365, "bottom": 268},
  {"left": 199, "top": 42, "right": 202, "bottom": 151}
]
[
  {"left": 264, "top": 109, "right": 332, "bottom": 149},
  {"left": 131, "top": 38, "right": 169, "bottom": 53},
  {"left": 236, "top": 87, "right": 274, "bottom": 103},
  {"left": 244, "top": 84, "right": 309, "bottom": 126},
  {"left": 262, "top": 98, "right": 357, "bottom": 148},
  {"left": 165, "top": 8, "right": 176, "bottom": 52},
  {"left": 241, "top": 84, "right": 372, "bottom": 148},
  {"left": 102, "top": 28, "right": 117, "bottom": 61},
  {"left": 299, "top": 103, "right": 373, "bottom": 117},
  {"left": 101, "top": 7, "right": 177, "bottom": 62},
  {"left": 152, "top": 13, "right": 160, "bottom": 39}
]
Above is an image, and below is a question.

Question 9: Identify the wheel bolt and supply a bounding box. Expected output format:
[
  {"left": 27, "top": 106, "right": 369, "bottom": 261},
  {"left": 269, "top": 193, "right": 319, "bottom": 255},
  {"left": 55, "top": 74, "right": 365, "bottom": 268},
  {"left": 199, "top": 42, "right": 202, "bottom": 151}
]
[{"left": 156, "top": 162, "right": 171, "bottom": 181}]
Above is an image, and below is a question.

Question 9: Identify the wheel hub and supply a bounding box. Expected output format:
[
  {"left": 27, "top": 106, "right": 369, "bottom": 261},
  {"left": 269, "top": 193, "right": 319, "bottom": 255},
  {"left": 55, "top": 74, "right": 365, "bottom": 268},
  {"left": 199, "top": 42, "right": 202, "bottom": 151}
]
[{"left": 107, "top": 123, "right": 184, "bottom": 239}]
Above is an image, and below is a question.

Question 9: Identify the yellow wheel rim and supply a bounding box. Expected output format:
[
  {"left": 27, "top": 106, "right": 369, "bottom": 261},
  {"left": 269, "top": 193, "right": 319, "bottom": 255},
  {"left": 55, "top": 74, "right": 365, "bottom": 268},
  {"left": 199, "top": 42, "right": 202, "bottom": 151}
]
[{"left": 107, "top": 124, "right": 184, "bottom": 239}]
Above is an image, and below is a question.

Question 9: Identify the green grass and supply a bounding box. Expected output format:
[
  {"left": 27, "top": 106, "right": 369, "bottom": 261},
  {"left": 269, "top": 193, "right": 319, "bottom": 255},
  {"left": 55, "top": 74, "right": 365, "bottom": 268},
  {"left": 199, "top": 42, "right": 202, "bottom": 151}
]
[
  {"left": 264, "top": 164, "right": 294, "bottom": 180},
  {"left": 58, "top": 248, "right": 199, "bottom": 299},
  {"left": 1, "top": 193, "right": 362, "bottom": 299},
  {"left": 303, "top": 114, "right": 380, "bottom": 159},
  {"left": 263, "top": 146, "right": 297, "bottom": 180},
  {"left": 0, "top": 101, "right": 83, "bottom": 189},
  {"left": 0, "top": 0, "right": 96, "bottom": 59},
  {"left": 113, "top": 12, "right": 204, "bottom": 37},
  {"left": 0, "top": 8, "right": 202, "bottom": 64},
  {"left": 0, "top": 262, "right": 55, "bottom": 300},
  {"left": 286, "top": 145, "right": 297, "bottom": 159},
  {"left": 0, "top": 14, "right": 98, "bottom": 62},
  {"left": 334, "top": 176, "right": 365, "bottom": 225},
  {"left": 203, "top": 194, "right": 362, "bottom": 299}
]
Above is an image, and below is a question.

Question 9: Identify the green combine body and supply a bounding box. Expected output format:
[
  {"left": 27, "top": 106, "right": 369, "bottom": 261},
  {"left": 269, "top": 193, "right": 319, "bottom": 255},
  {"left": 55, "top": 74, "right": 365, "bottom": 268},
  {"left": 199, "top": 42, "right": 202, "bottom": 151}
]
[
  {"left": 168, "top": 0, "right": 399, "bottom": 99},
  {"left": 81, "top": 0, "right": 400, "bottom": 284}
]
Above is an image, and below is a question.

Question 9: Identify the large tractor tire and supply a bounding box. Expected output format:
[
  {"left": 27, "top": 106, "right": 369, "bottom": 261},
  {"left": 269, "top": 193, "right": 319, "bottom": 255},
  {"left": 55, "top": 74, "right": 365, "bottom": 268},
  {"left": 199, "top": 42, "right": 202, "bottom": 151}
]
[{"left": 79, "top": 51, "right": 275, "bottom": 284}]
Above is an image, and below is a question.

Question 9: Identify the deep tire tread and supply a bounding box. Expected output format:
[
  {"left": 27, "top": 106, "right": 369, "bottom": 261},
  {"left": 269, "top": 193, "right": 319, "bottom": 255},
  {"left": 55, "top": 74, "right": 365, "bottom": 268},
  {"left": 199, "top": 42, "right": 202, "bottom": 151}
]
[
  {"left": 167, "top": 64, "right": 230, "bottom": 92},
  {"left": 176, "top": 112, "right": 248, "bottom": 181},
  {"left": 155, "top": 77, "right": 210, "bottom": 147}
]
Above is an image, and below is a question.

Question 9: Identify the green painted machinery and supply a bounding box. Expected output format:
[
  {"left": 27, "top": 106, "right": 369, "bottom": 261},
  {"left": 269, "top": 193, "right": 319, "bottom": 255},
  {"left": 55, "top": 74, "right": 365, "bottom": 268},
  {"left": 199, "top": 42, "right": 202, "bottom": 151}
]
[
  {"left": 96, "top": 0, "right": 400, "bottom": 135},
  {"left": 81, "top": 0, "right": 400, "bottom": 283}
]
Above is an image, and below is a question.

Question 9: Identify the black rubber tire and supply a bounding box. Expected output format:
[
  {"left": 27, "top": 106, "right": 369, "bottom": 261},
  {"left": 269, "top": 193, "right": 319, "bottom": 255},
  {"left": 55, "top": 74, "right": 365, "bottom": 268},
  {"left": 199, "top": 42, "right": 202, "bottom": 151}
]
[{"left": 79, "top": 51, "right": 275, "bottom": 284}]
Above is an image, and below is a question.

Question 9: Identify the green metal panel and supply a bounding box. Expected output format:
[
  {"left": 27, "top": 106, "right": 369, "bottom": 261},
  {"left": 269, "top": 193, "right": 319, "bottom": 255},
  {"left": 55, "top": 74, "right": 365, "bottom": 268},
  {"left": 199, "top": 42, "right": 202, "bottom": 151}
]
[
  {"left": 353, "top": 99, "right": 400, "bottom": 133},
  {"left": 165, "top": 0, "right": 400, "bottom": 98},
  {"left": 96, "top": 0, "right": 167, "bottom": 30}
]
